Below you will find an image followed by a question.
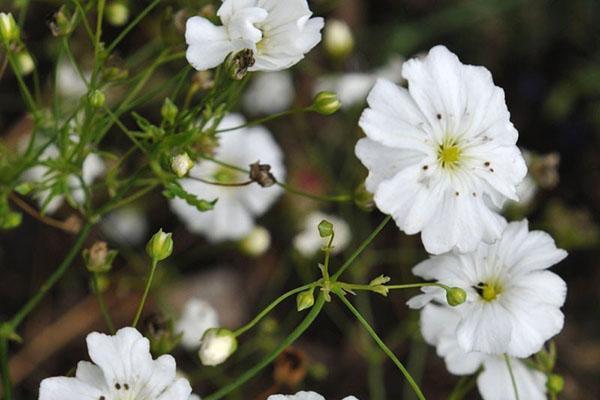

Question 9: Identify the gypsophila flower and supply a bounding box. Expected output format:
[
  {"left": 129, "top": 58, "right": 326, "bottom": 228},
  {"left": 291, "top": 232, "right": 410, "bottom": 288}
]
[
  {"left": 408, "top": 220, "right": 567, "bottom": 357},
  {"left": 355, "top": 45, "right": 527, "bottom": 254},
  {"left": 293, "top": 211, "right": 351, "bottom": 257},
  {"left": 420, "top": 304, "right": 547, "bottom": 400},
  {"left": 101, "top": 207, "right": 149, "bottom": 246},
  {"left": 56, "top": 58, "right": 90, "bottom": 99},
  {"left": 176, "top": 298, "right": 219, "bottom": 350},
  {"left": 268, "top": 392, "right": 358, "bottom": 400},
  {"left": 185, "top": 0, "right": 324, "bottom": 72},
  {"left": 39, "top": 327, "right": 192, "bottom": 400},
  {"left": 198, "top": 328, "right": 237, "bottom": 366},
  {"left": 170, "top": 114, "right": 285, "bottom": 242},
  {"left": 242, "top": 71, "right": 295, "bottom": 114}
]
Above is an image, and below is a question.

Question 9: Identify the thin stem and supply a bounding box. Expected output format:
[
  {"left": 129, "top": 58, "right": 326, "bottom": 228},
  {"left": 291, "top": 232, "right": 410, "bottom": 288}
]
[
  {"left": 91, "top": 273, "right": 115, "bottom": 334},
  {"left": 504, "top": 354, "right": 520, "bottom": 400},
  {"left": 203, "top": 295, "right": 326, "bottom": 400},
  {"left": 332, "top": 215, "right": 392, "bottom": 280},
  {"left": 233, "top": 283, "right": 315, "bottom": 337},
  {"left": 214, "top": 108, "right": 311, "bottom": 133},
  {"left": 132, "top": 258, "right": 159, "bottom": 328},
  {"left": 0, "top": 338, "right": 12, "bottom": 400},
  {"left": 447, "top": 370, "right": 480, "bottom": 400},
  {"left": 100, "top": 184, "right": 157, "bottom": 215},
  {"left": 387, "top": 282, "right": 451, "bottom": 291},
  {"left": 336, "top": 292, "right": 426, "bottom": 400},
  {"left": 8, "top": 192, "right": 81, "bottom": 234},
  {"left": 187, "top": 176, "right": 253, "bottom": 188},
  {"left": 106, "top": 0, "right": 161, "bottom": 54}
]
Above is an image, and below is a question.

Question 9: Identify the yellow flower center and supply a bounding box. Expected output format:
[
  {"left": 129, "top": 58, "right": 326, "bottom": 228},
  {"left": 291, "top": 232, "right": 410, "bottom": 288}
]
[
  {"left": 437, "top": 138, "right": 462, "bottom": 169},
  {"left": 476, "top": 281, "right": 503, "bottom": 302}
]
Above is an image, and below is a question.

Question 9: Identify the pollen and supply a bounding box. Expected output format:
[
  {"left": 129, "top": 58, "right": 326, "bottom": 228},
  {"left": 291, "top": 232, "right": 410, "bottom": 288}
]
[
  {"left": 438, "top": 138, "right": 462, "bottom": 169},
  {"left": 475, "top": 281, "right": 502, "bottom": 302}
]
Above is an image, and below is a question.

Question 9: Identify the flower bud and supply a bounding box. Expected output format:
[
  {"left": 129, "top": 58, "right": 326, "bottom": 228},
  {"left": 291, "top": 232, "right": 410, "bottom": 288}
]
[
  {"left": 312, "top": 91, "right": 341, "bottom": 115},
  {"left": 317, "top": 219, "right": 334, "bottom": 238},
  {"left": 296, "top": 288, "right": 315, "bottom": 311},
  {"left": 0, "top": 12, "right": 19, "bottom": 45},
  {"left": 48, "top": 6, "right": 72, "bottom": 37},
  {"left": 161, "top": 98, "right": 178, "bottom": 125},
  {"left": 146, "top": 229, "right": 173, "bottom": 261},
  {"left": 324, "top": 19, "right": 354, "bottom": 60},
  {"left": 171, "top": 153, "right": 194, "bottom": 178},
  {"left": 105, "top": 1, "right": 130, "bottom": 27},
  {"left": 240, "top": 226, "right": 271, "bottom": 257},
  {"left": 354, "top": 182, "right": 375, "bottom": 212},
  {"left": 145, "top": 314, "right": 182, "bottom": 357},
  {"left": 15, "top": 51, "right": 34, "bottom": 76},
  {"left": 83, "top": 241, "right": 117, "bottom": 273},
  {"left": 198, "top": 328, "right": 237, "bottom": 366},
  {"left": 446, "top": 287, "right": 467, "bottom": 306},
  {"left": 546, "top": 374, "right": 564, "bottom": 395},
  {"left": 89, "top": 90, "right": 106, "bottom": 108},
  {"left": 249, "top": 161, "right": 277, "bottom": 187}
]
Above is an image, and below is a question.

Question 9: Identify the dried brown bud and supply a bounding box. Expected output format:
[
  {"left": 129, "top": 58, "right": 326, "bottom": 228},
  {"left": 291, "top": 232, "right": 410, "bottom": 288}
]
[
  {"left": 249, "top": 161, "right": 277, "bottom": 187},
  {"left": 229, "top": 49, "right": 255, "bottom": 80},
  {"left": 63, "top": 214, "right": 83, "bottom": 234},
  {"left": 273, "top": 347, "right": 308, "bottom": 388},
  {"left": 83, "top": 241, "right": 117, "bottom": 273}
]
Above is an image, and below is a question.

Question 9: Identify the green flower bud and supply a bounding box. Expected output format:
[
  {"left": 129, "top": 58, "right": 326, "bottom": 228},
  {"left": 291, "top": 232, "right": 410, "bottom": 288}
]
[
  {"left": 171, "top": 153, "right": 194, "bottom": 178},
  {"left": 369, "top": 274, "right": 391, "bottom": 287},
  {"left": 49, "top": 6, "right": 72, "bottom": 37},
  {"left": 161, "top": 98, "right": 178, "bottom": 125},
  {"left": 0, "top": 12, "right": 19, "bottom": 45},
  {"left": 318, "top": 219, "right": 334, "bottom": 238},
  {"left": 354, "top": 182, "right": 375, "bottom": 212},
  {"left": 240, "top": 226, "right": 271, "bottom": 257},
  {"left": 146, "top": 229, "right": 173, "bottom": 261},
  {"left": 89, "top": 90, "right": 106, "bottom": 108},
  {"left": 198, "top": 328, "right": 237, "bottom": 366},
  {"left": 296, "top": 288, "right": 315, "bottom": 311},
  {"left": 105, "top": 1, "right": 130, "bottom": 27},
  {"left": 324, "top": 19, "right": 354, "bottom": 60},
  {"left": 312, "top": 91, "right": 341, "bottom": 115},
  {"left": 15, "top": 51, "right": 34, "bottom": 76},
  {"left": 83, "top": 241, "right": 117, "bottom": 273},
  {"left": 546, "top": 374, "right": 564, "bottom": 395},
  {"left": 446, "top": 287, "right": 467, "bottom": 306}
]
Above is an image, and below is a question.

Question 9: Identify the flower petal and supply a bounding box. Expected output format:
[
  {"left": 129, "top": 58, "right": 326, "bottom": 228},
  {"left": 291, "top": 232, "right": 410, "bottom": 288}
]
[{"left": 185, "top": 17, "right": 234, "bottom": 71}]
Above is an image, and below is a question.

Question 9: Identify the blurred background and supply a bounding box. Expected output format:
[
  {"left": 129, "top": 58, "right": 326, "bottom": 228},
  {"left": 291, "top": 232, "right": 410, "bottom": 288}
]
[{"left": 1, "top": 0, "right": 599, "bottom": 398}]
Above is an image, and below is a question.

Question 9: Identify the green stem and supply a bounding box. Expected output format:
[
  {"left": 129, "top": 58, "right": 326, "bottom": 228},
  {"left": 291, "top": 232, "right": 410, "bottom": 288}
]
[
  {"left": 336, "top": 291, "right": 426, "bottom": 400},
  {"left": 203, "top": 295, "right": 326, "bottom": 400},
  {"left": 233, "top": 283, "right": 315, "bottom": 337},
  {"left": 0, "top": 338, "right": 12, "bottom": 400},
  {"left": 504, "top": 354, "right": 520, "bottom": 400},
  {"left": 91, "top": 273, "right": 115, "bottom": 334},
  {"left": 214, "top": 108, "right": 311, "bottom": 133},
  {"left": 132, "top": 258, "right": 159, "bottom": 328},
  {"left": 332, "top": 215, "right": 392, "bottom": 280},
  {"left": 106, "top": 0, "right": 161, "bottom": 54}
]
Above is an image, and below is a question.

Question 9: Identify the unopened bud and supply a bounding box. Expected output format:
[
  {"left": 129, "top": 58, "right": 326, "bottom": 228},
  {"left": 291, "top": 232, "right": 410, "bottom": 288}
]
[
  {"left": 145, "top": 314, "right": 182, "bottom": 356},
  {"left": 171, "top": 153, "right": 194, "bottom": 178},
  {"left": 446, "top": 287, "right": 467, "bottom": 306},
  {"left": 317, "top": 219, "right": 334, "bottom": 238},
  {"left": 146, "top": 229, "right": 173, "bottom": 261},
  {"left": 0, "top": 12, "right": 19, "bottom": 45},
  {"left": 48, "top": 6, "right": 72, "bottom": 37},
  {"left": 312, "top": 91, "right": 341, "bottom": 115},
  {"left": 198, "top": 328, "right": 237, "bottom": 366},
  {"left": 240, "top": 226, "right": 271, "bottom": 257},
  {"left": 161, "top": 98, "right": 178, "bottom": 125},
  {"left": 249, "top": 161, "right": 277, "bottom": 187},
  {"left": 89, "top": 90, "right": 106, "bottom": 108},
  {"left": 324, "top": 19, "right": 354, "bottom": 60},
  {"left": 83, "top": 241, "right": 117, "bottom": 273},
  {"left": 354, "top": 182, "right": 374, "bottom": 212},
  {"left": 546, "top": 374, "right": 564, "bottom": 395},
  {"left": 105, "top": 1, "right": 130, "bottom": 27},
  {"left": 15, "top": 51, "right": 34, "bottom": 76},
  {"left": 296, "top": 288, "right": 315, "bottom": 311}
]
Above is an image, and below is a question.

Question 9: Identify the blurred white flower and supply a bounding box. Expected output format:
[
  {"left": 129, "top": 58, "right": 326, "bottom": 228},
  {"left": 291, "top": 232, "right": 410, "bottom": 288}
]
[
  {"left": 185, "top": 0, "right": 323, "bottom": 72},
  {"left": 198, "top": 328, "right": 237, "bottom": 366},
  {"left": 420, "top": 304, "right": 547, "bottom": 400},
  {"left": 314, "top": 56, "right": 404, "bottom": 110},
  {"left": 408, "top": 220, "right": 567, "bottom": 358},
  {"left": 170, "top": 114, "right": 284, "bottom": 242},
  {"left": 176, "top": 298, "right": 219, "bottom": 350},
  {"left": 101, "top": 207, "right": 149, "bottom": 246},
  {"left": 56, "top": 59, "right": 89, "bottom": 99},
  {"left": 293, "top": 212, "right": 351, "bottom": 256},
  {"left": 22, "top": 145, "right": 105, "bottom": 214},
  {"left": 242, "top": 71, "right": 295, "bottom": 115},
  {"left": 240, "top": 225, "right": 272, "bottom": 256},
  {"left": 189, "top": 395, "right": 202, "bottom": 400},
  {"left": 268, "top": 392, "right": 358, "bottom": 400},
  {"left": 355, "top": 45, "right": 527, "bottom": 254},
  {"left": 39, "top": 327, "right": 192, "bottom": 400},
  {"left": 324, "top": 19, "right": 354, "bottom": 59}
]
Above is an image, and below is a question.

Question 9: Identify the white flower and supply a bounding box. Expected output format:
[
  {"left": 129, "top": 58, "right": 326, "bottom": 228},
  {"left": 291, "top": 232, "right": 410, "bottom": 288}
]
[
  {"left": 293, "top": 211, "right": 351, "bottom": 257},
  {"left": 198, "top": 328, "right": 237, "bottom": 366},
  {"left": 169, "top": 114, "right": 285, "bottom": 242},
  {"left": 23, "top": 145, "right": 105, "bottom": 214},
  {"left": 240, "top": 225, "right": 272, "bottom": 256},
  {"left": 355, "top": 45, "right": 527, "bottom": 254},
  {"left": 420, "top": 304, "right": 547, "bottom": 400},
  {"left": 189, "top": 395, "right": 201, "bottom": 400},
  {"left": 185, "top": 0, "right": 324, "bottom": 72},
  {"left": 314, "top": 56, "right": 404, "bottom": 109},
  {"left": 323, "top": 19, "right": 354, "bottom": 59},
  {"left": 39, "top": 327, "right": 192, "bottom": 400},
  {"left": 268, "top": 392, "right": 358, "bottom": 400},
  {"left": 101, "top": 207, "right": 149, "bottom": 246},
  {"left": 176, "top": 298, "right": 219, "bottom": 350},
  {"left": 56, "top": 59, "right": 89, "bottom": 99},
  {"left": 408, "top": 220, "right": 567, "bottom": 358},
  {"left": 242, "top": 71, "right": 295, "bottom": 114}
]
